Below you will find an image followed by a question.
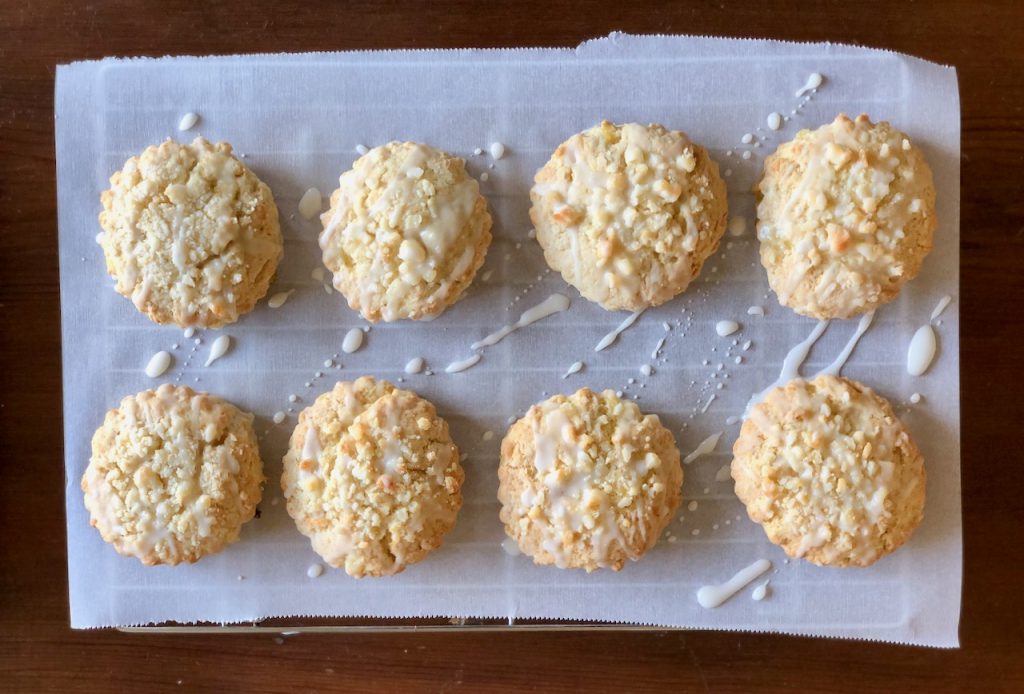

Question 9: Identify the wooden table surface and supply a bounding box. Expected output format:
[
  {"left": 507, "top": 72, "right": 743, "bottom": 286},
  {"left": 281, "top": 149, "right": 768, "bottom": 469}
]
[{"left": 2, "top": 1, "right": 1023, "bottom": 691}]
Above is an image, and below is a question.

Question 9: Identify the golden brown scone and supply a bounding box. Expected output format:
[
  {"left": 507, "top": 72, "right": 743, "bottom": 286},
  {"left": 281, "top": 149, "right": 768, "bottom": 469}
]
[
  {"left": 756, "top": 114, "right": 937, "bottom": 319},
  {"left": 319, "top": 142, "right": 492, "bottom": 322},
  {"left": 82, "top": 384, "right": 265, "bottom": 565},
  {"left": 498, "top": 388, "right": 682, "bottom": 571},
  {"left": 98, "top": 138, "right": 283, "bottom": 328},
  {"left": 732, "top": 375, "right": 925, "bottom": 567},
  {"left": 530, "top": 121, "right": 727, "bottom": 311},
  {"left": 281, "top": 377, "right": 464, "bottom": 577}
]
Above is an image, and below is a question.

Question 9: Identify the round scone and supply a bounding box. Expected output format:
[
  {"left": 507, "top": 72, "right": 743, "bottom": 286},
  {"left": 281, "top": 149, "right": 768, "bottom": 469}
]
[
  {"left": 756, "top": 113, "right": 937, "bottom": 319},
  {"left": 498, "top": 388, "right": 682, "bottom": 572},
  {"left": 98, "top": 138, "right": 283, "bottom": 328},
  {"left": 281, "top": 377, "right": 464, "bottom": 577},
  {"left": 82, "top": 384, "right": 265, "bottom": 565},
  {"left": 319, "top": 142, "right": 492, "bottom": 322},
  {"left": 530, "top": 121, "right": 727, "bottom": 311},
  {"left": 732, "top": 375, "right": 925, "bottom": 567}
]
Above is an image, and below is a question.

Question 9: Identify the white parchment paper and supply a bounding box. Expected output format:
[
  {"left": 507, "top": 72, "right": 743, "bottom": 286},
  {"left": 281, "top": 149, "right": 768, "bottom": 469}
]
[{"left": 56, "top": 34, "right": 961, "bottom": 646}]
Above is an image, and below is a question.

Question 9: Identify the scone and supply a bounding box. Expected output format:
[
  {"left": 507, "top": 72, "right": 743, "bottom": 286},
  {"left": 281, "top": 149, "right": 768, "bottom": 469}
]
[
  {"left": 98, "top": 138, "right": 283, "bottom": 328},
  {"left": 281, "top": 377, "right": 464, "bottom": 577},
  {"left": 530, "top": 121, "right": 727, "bottom": 311},
  {"left": 756, "top": 114, "right": 937, "bottom": 319},
  {"left": 82, "top": 384, "right": 265, "bottom": 565},
  {"left": 732, "top": 374, "right": 925, "bottom": 567},
  {"left": 319, "top": 142, "right": 492, "bottom": 322},
  {"left": 498, "top": 388, "right": 682, "bottom": 571}
]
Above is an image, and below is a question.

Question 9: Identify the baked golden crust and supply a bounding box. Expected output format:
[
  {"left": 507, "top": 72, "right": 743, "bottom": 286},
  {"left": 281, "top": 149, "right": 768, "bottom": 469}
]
[
  {"left": 98, "top": 138, "right": 283, "bottom": 327},
  {"left": 498, "top": 388, "right": 682, "bottom": 571},
  {"left": 756, "top": 114, "right": 936, "bottom": 319},
  {"left": 732, "top": 375, "right": 925, "bottom": 567},
  {"left": 530, "top": 121, "right": 727, "bottom": 311}
]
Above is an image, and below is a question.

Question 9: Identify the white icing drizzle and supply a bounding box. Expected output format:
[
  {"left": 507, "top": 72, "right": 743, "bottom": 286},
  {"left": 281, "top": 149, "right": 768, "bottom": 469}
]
[
  {"left": 683, "top": 432, "right": 722, "bottom": 464},
  {"left": 342, "top": 328, "right": 364, "bottom": 354},
  {"left": 697, "top": 559, "right": 772, "bottom": 608},
  {"left": 819, "top": 310, "right": 875, "bottom": 376},
  {"left": 751, "top": 580, "right": 770, "bottom": 601},
  {"left": 907, "top": 325, "right": 937, "bottom": 376},
  {"left": 301, "top": 425, "right": 322, "bottom": 463},
  {"left": 404, "top": 357, "right": 424, "bottom": 374},
  {"left": 594, "top": 310, "right": 645, "bottom": 352},
  {"left": 177, "top": 112, "right": 199, "bottom": 131},
  {"left": 744, "top": 320, "right": 829, "bottom": 417},
  {"left": 445, "top": 354, "right": 481, "bottom": 374},
  {"left": 931, "top": 295, "right": 952, "bottom": 321},
  {"left": 145, "top": 351, "right": 172, "bottom": 378},
  {"left": 204, "top": 335, "right": 232, "bottom": 367},
  {"left": 471, "top": 294, "right": 570, "bottom": 349},
  {"left": 715, "top": 320, "right": 739, "bottom": 337},
  {"left": 267, "top": 290, "right": 294, "bottom": 308},
  {"left": 795, "top": 72, "right": 824, "bottom": 97},
  {"left": 562, "top": 361, "right": 584, "bottom": 378},
  {"left": 297, "top": 187, "right": 322, "bottom": 220},
  {"left": 700, "top": 394, "right": 716, "bottom": 414}
]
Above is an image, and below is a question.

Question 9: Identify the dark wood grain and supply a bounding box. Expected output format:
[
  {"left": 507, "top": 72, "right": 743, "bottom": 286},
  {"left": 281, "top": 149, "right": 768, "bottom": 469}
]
[{"left": 2, "top": 1, "right": 1023, "bottom": 691}]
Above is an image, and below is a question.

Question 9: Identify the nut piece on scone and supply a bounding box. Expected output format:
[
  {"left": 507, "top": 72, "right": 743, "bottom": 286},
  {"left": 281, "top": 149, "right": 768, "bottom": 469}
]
[
  {"left": 98, "top": 138, "right": 283, "bottom": 328},
  {"left": 756, "top": 113, "right": 937, "bottom": 320},
  {"left": 319, "top": 142, "right": 492, "bottom": 322},
  {"left": 530, "top": 121, "right": 728, "bottom": 312},
  {"left": 281, "top": 377, "right": 464, "bottom": 577},
  {"left": 498, "top": 387, "right": 682, "bottom": 571},
  {"left": 82, "top": 384, "right": 265, "bottom": 565},
  {"left": 732, "top": 374, "right": 926, "bottom": 567}
]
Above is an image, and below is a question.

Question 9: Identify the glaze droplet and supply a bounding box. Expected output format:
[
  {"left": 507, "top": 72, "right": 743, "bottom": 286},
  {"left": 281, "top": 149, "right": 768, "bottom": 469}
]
[
  {"left": 342, "top": 328, "right": 364, "bottom": 354},
  {"left": 145, "top": 351, "right": 172, "bottom": 378},
  {"left": 405, "top": 357, "right": 424, "bottom": 374},
  {"left": 204, "top": 335, "right": 232, "bottom": 367},
  {"left": 907, "top": 325, "right": 937, "bottom": 376},
  {"left": 715, "top": 320, "right": 740, "bottom": 337},
  {"left": 177, "top": 112, "right": 199, "bottom": 131},
  {"left": 297, "top": 188, "right": 322, "bottom": 220}
]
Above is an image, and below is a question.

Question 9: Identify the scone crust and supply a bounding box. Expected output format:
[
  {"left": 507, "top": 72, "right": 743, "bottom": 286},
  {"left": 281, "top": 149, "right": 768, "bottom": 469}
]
[
  {"left": 281, "top": 377, "right": 464, "bottom": 577},
  {"left": 498, "top": 388, "right": 682, "bottom": 571},
  {"left": 82, "top": 384, "right": 265, "bottom": 565},
  {"left": 732, "top": 375, "right": 925, "bottom": 567},
  {"left": 756, "top": 114, "right": 937, "bottom": 319},
  {"left": 319, "top": 142, "right": 492, "bottom": 322},
  {"left": 98, "top": 138, "right": 283, "bottom": 328},
  {"left": 530, "top": 121, "right": 727, "bottom": 311}
]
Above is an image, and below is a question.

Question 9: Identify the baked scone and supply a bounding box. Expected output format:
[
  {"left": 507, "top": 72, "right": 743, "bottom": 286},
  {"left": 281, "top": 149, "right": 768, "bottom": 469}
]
[
  {"left": 756, "top": 114, "right": 937, "bottom": 319},
  {"left": 319, "top": 142, "right": 492, "bottom": 322},
  {"left": 732, "top": 375, "right": 925, "bottom": 567},
  {"left": 82, "top": 384, "right": 264, "bottom": 565},
  {"left": 498, "top": 388, "right": 682, "bottom": 571},
  {"left": 530, "top": 121, "right": 727, "bottom": 311},
  {"left": 281, "top": 377, "right": 464, "bottom": 577},
  {"left": 98, "top": 138, "right": 283, "bottom": 328}
]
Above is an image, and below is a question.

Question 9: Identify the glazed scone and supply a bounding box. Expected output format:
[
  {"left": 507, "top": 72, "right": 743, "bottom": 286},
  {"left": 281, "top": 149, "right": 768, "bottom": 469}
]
[
  {"left": 98, "top": 138, "right": 283, "bottom": 328},
  {"left": 530, "top": 121, "right": 727, "bottom": 311},
  {"left": 732, "top": 375, "right": 925, "bottom": 567},
  {"left": 498, "top": 388, "right": 682, "bottom": 571},
  {"left": 82, "top": 384, "right": 265, "bottom": 565},
  {"left": 281, "top": 377, "right": 464, "bottom": 577},
  {"left": 756, "top": 114, "right": 937, "bottom": 319},
  {"left": 319, "top": 142, "right": 492, "bottom": 322}
]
